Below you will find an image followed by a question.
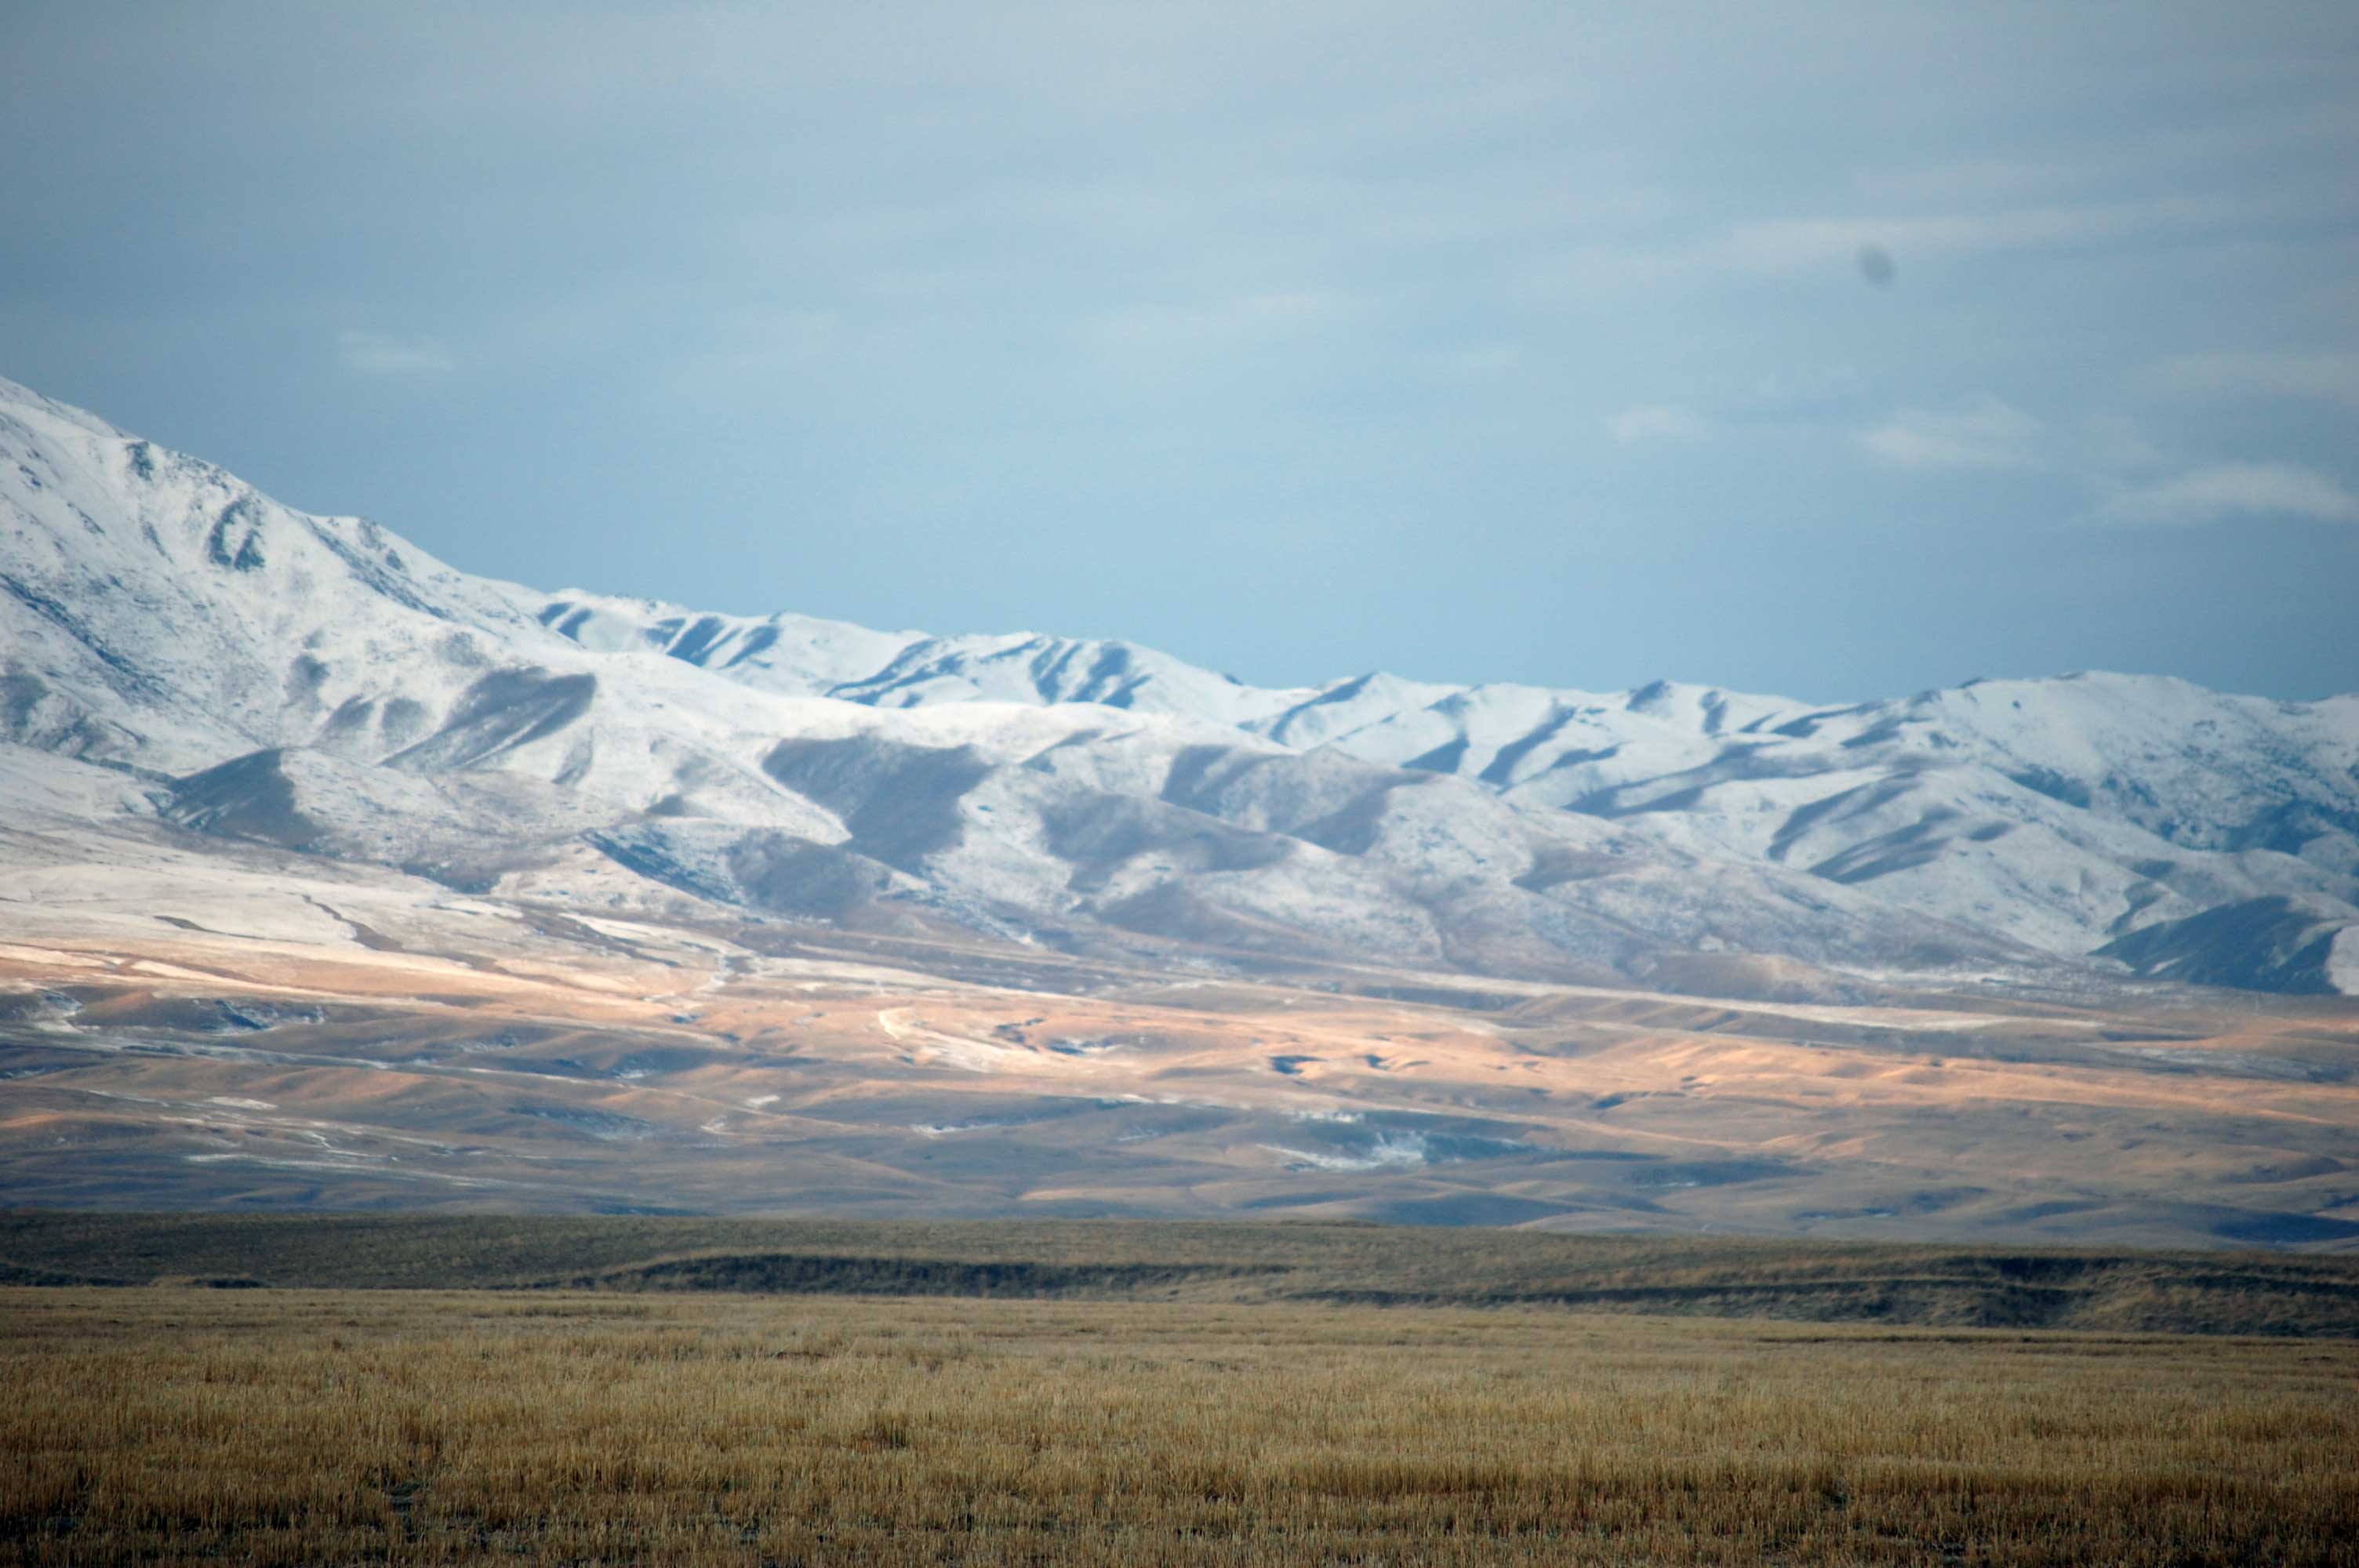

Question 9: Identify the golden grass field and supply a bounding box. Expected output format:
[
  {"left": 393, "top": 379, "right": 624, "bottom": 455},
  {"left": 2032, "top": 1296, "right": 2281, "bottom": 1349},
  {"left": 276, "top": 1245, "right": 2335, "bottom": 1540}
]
[{"left": 3, "top": 1283, "right": 2356, "bottom": 1566}]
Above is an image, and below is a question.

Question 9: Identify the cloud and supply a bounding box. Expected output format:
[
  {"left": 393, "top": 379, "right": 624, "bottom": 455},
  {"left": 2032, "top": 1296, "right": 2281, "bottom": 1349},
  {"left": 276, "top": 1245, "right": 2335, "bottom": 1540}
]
[
  {"left": 2143, "top": 350, "right": 2359, "bottom": 408},
  {"left": 1435, "top": 344, "right": 1523, "bottom": 377},
  {"left": 2099, "top": 462, "right": 2359, "bottom": 527},
  {"left": 2074, "top": 412, "right": 2172, "bottom": 476},
  {"left": 1607, "top": 404, "right": 1708, "bottom": 445},
  {"left": 336, "top": 328, "right": 456, "bottom": 376},
  {"left": 1740, "top": 363, "right": 1867, "bottom": 418},
  {"left": 1077, "top": 291, "right": 1358, "bottom": 361},
  {"left": 1856, "top": 397, "right": 2041, "bottom": 470}
]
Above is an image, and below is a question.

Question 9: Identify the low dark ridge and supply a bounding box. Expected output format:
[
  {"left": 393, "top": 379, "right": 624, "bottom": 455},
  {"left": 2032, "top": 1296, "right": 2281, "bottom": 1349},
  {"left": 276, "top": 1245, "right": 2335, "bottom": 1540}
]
[
  {"left": 542, "top": 1252, "right": 1290, "bottom": 1298},
  {"left": 5, "top": 1213, "right": 2355, "bottom": 1338}
]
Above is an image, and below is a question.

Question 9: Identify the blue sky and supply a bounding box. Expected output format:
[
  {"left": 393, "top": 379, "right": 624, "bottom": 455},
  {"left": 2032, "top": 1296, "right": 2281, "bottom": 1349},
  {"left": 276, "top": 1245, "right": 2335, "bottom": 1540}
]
[{"left": 4, "top": 2, "right": 2355, "bottom": 699}]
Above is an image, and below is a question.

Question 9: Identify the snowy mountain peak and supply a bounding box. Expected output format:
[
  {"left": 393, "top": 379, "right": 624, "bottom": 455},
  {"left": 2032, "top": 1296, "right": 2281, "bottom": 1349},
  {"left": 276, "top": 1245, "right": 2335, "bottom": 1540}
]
[
  {"left": 0, "top": 374, "right": 133, "bottom": 442},
  {"left": 4, "top": 372, "right": 2357, "bottom": 994}
]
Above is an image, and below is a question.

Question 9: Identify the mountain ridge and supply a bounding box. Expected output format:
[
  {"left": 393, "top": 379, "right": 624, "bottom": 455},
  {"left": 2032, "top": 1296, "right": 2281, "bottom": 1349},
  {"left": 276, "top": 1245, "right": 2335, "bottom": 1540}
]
[
  {"left": 6, "top": 372, "right": 2359, "bottom": 1244},
  {"left": 2, "top": 371, "right": 2356, "bottom": 996}
]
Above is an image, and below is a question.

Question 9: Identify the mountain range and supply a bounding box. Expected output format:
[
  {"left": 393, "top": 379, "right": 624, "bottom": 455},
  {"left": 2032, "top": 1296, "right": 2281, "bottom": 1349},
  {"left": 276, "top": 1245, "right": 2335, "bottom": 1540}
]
[
  {"left": 2, "top": 372, "right": 2355, "bottom": 1243},
  {"left": 5, "top": 372, "right": 2354, "bottom": 999}
]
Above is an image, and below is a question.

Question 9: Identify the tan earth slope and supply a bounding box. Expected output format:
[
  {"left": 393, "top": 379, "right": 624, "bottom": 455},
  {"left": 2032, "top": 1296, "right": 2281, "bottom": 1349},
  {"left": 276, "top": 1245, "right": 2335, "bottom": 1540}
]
[{"left": 4, "top": 861, "right": 2353, "bottom": 1250}]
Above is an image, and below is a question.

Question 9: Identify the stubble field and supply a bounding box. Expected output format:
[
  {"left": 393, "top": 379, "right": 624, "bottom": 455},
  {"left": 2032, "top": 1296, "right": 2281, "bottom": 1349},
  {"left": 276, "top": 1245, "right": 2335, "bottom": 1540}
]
[{"left": 4, "top": 1283, "right": 2354, "bottom": 1566}]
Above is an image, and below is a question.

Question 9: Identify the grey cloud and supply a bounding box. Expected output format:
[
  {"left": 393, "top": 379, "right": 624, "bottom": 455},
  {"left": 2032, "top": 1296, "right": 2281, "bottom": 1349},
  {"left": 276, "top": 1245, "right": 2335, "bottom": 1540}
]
[
  {"left": 1607, "top": 405, "right": 1710, "bottom": 445},
  {"left": 1856, "top": 399, "right": 2044, "bottom": 471},
  {"left": 336, "top": 331, "right": 456, "bottom": 377},
  {"left": 2099, "top": 463, "right": 2359, "bottom": 528}
]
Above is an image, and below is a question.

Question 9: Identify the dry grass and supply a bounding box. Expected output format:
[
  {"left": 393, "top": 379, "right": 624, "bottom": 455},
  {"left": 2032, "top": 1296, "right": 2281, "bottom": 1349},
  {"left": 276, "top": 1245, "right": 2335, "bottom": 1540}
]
[{"left": 3, "top": 1287, "right": 2354, "bottom": 1566}]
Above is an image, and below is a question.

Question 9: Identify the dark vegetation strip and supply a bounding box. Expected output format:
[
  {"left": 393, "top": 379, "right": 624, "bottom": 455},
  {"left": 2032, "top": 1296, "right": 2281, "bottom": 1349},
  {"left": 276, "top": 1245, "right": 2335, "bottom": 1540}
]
[
  {"left": 3, "top": 1211, "right": 2355, "bottom": 1336},
  {"left": 543, "top": 1253, "right": 1293, "bottom": 1297}
]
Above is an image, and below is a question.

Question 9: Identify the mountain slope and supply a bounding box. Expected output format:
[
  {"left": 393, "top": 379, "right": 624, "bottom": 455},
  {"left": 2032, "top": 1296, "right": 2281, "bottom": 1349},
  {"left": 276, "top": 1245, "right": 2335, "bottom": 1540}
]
[
  {"left": 3, "top": 372, "right": 2356, "bottom": 995},
  {"left": 2, "top": 374, "right": 2055, "bottom": 998},
  {"left": 522, "top": 561, "right": 2359, "bottom": 993},
  {"left": 6, "top": 372, "right": 2359, "bottom": 1246}
]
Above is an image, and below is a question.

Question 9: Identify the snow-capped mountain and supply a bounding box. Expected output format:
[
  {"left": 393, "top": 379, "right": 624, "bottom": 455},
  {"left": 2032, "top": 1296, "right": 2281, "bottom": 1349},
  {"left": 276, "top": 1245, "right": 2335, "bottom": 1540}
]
[{"left": 5, "top": 372, "right": 2355, "bottom": 995}]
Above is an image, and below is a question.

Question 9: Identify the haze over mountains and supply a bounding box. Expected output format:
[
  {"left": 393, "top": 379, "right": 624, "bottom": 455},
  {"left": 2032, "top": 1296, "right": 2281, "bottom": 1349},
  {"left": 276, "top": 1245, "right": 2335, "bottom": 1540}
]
[{"left": 2, "top": 372, "right": 2356, "bottom": 1244}]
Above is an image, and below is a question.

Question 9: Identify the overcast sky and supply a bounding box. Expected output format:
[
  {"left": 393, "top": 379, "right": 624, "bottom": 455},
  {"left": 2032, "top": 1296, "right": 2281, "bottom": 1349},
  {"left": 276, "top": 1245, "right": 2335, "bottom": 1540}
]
[{"left": 4, "top": 2, "right": 2354, "bottom": 700}]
